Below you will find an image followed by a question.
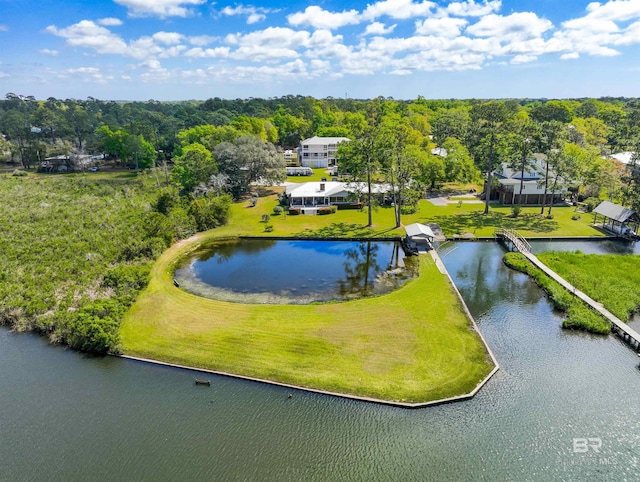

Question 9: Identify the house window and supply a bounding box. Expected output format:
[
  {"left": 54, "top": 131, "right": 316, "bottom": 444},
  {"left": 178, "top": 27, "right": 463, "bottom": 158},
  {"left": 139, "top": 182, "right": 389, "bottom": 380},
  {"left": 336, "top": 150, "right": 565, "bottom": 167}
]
[
  {"left": 303, "top": 145, "right": 309, "bottom": 149},
  {"left": 303, "top": 153, "right": 309, "bottom": 157}
]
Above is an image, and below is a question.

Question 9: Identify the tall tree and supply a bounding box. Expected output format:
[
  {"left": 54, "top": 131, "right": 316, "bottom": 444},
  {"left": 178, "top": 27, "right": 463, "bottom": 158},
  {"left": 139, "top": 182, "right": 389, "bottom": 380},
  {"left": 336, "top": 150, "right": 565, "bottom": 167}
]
[
  {"left": 470, "top": 102, "right": 511, "bottom": 214},
  {"left": 537, "top": 121, "right": 565, "bottom": 214}
]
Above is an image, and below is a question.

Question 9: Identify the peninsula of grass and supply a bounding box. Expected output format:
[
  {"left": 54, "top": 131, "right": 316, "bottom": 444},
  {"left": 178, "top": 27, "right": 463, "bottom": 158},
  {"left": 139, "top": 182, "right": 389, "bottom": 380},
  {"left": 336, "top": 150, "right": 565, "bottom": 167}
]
[
  {"left": 537, "top": 252, "right": 640, "bottom": 323},
  {"left": 503, "top": 252, "right": 610, "bottom": 334},
  {"left": 120, "top": 231, "right": 495, "bottom": 404}
]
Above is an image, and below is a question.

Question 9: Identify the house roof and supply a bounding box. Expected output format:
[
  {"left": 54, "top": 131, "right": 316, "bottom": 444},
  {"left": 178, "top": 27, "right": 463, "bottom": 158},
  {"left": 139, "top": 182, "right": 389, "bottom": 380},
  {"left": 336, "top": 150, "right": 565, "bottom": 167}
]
[
  {"left": 405, "top": 223, "right": 435, "bottom": 239},
  {"left": 286, "top": 182, "right": 347, "bottom": 197},
  {"left": 608, "top": 152, "right": 636, "bottom": 165},
  {"left": 593, "top": 200, "right": 639, "bottom": 223},
  {"left": 431, "top": 147, "right": 447, "bottom": 157},
  {"left": 300, "top": 136, "right": 350, "bottom": 145}
]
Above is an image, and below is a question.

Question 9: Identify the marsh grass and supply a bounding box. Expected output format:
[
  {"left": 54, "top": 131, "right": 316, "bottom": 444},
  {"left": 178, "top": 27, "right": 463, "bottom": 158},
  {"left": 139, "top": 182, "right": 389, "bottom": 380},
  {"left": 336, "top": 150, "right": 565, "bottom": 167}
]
[{"left": 503, "top": 252, "right": 610, "bottom": 334}]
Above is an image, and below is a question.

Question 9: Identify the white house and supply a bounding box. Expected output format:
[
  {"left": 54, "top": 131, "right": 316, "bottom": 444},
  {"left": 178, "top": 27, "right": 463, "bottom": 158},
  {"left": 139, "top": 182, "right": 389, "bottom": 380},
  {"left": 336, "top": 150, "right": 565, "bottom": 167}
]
[
  {"left": 285, "top": 181, "right": 391, "bottom": 210},
  {"left": 297, "top": 136, "right": 350, "bottom": 169},
  {"left": 493, "top": 155, "right": 567, "bottom": 205},
  {"left": 608, "top": 151, "right": 636, "bottom": 165}
]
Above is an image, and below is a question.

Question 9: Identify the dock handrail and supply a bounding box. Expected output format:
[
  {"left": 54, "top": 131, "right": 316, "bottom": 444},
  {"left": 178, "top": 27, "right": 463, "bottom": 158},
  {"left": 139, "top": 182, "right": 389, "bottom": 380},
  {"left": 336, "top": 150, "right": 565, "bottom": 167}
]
[{"left": 495, "top": 228, "right": 532, "bottom": 254}]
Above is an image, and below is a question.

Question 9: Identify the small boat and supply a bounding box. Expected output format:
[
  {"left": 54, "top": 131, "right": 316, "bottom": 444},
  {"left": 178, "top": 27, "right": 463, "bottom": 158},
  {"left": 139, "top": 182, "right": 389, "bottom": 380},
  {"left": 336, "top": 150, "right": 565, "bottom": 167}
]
[{"left": 195, "top": 379, "right": 211, "bottom": 386}]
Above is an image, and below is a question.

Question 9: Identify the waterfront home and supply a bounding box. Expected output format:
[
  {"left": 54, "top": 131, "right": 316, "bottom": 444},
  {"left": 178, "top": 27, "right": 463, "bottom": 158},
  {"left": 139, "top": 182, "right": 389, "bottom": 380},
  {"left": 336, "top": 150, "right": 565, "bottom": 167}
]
[
  {"left": 297, "top": 136, "right": 350, "bottom": 169},
  {"left": 285, "top": 181, "right": 390, "bottom": 210},
  {"left": 493, "top": 156, "right": 567, "bottom": 205}
]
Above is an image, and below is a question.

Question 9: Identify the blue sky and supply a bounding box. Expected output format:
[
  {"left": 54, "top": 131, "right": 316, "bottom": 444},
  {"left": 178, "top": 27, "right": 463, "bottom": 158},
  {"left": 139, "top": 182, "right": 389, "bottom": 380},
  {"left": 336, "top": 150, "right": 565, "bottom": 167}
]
[{"left": 1, "top": 0, "right": 640, "bottom": 100}]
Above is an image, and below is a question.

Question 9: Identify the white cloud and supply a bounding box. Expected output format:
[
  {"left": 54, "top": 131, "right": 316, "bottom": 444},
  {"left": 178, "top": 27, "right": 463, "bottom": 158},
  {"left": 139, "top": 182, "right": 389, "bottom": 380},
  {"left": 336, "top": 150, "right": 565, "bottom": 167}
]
[
  {"left": 114, "top": 0, "right": 206, "bottom": 18},
  {"left": 221, "top": 5, "right": 278, "bottom": 24},
  {"left": 288, "top": 6, "right": 360, "bottom": 30},
  {"left": 390, "top": 68, "right": 412, "bottom": 75},
  {"left": 415, "top": 17, "right": 468, "bottom": 37},
  {"left": 584, "top": 0, "right": 640, "bottom": 22},
  {"left": 45, "top": 21, "right": 128, "bottom": 54},
  {"left": 362, "top": 0, "right": 436, "bottom": 20},
  {"left": 466, "top": 13, "right": 553, "bottom": 40},
  {"left": 40, "top": 49, "right": 59, "bottom": 56},
  {"left": 0, "top": 25, "right": 8, "bottom": 32},
  {"left": 188, "top": 35, "right": 219, "bottom": 46},
  {"left": 152, "top": 31, "right": 184, "bottom": 44},
  {"left": 511, "top": 54, "right": 536, "bottom": 64},
  {"left": 226, "top": 27, "right": 311, "bottom": 49},
  {"left": 97, "top": 18, "right": 123, "bottom": 26},
  {"left": 184, "top": 47, "right": 230, "bottom": 58},
  {"left": 363, "top": 22, "right": 397, "bottom": 36},
  {"left": 560, "top": 52, "right": 580, "bottom": 60},
  {"left": 446, "top": 0, "right": 502, "bottom": 17}
]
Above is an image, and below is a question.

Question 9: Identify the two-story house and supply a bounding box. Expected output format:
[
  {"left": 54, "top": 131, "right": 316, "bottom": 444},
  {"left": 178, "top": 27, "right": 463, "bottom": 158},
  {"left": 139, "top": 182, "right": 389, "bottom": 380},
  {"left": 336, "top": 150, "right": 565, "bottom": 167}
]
[{"left": 297, "top": 136, "right": 350, "bottom": 169}]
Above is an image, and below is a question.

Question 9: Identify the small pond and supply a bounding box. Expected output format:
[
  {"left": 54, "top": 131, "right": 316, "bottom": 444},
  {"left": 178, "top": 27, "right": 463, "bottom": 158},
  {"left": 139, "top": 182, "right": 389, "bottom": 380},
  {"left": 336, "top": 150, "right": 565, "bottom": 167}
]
[{"left": 174, "top": 239, "right": 417, "bottom": 304}]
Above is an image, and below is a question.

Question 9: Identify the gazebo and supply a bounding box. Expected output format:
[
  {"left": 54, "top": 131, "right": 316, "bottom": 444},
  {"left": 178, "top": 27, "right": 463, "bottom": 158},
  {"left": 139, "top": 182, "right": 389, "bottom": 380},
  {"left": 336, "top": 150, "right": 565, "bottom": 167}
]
[
  {"left": 404, "top": 223, "right": 435, "bottom": 252},
  {"left": 592, "top": 200, "right": 640, "bottom": 236}
]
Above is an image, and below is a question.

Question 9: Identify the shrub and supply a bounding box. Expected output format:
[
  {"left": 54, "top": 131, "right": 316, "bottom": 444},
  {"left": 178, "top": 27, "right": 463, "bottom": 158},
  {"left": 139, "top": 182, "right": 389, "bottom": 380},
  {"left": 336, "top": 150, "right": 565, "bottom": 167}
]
[
  {"left": 571, "top": 214, "right": 581, "bottom": 221},
  {"left": 273, "top": 205, "right": 284, "bottom": 215},
  {"left": 546, "top": 214, "right": 554, "bottom": 219},
  {"left": 264, "top": 224, "right": 273, "bottom": 232},
  {"left": 102, "top": 264, "right": 151, "bottom": 297},
  {"left": 261, "top": 214, "right": 270, "bottom": 223},
  {"left": 288, "top": 207, "right": 301, "bottom": 215},
  {"left": 153, "top": 188, "right": 180, "bottom": 215},
  {"left": 188, "top": 194, "right": 232, "bottom": 231},
  {"left": 583, "top": 197, "right": 600, "bottom": 213},
  {"left": 330, "top": 205, "right": 337, "bottom": 213},
  {"left": 511, "top": 205, "right": 521, "bottom": 217},
  {"left": 12, "top": 169, "right": 28, "bottom": 177},
  {"left": 317, "top": 207, "right": 332, "bottom": 215}
]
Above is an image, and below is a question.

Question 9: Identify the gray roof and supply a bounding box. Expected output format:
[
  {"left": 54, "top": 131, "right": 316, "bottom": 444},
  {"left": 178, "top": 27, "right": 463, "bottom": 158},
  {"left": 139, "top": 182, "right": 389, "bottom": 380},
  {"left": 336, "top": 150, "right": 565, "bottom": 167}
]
[
  {"left": 405, "top": 223, "right": 435, "bottom": 239},
  {"left": 300, "top": 136, "right": 350, "bottom": 145},
  {"left": 593, "top": 200, "right": 638, "bottom": 223}
]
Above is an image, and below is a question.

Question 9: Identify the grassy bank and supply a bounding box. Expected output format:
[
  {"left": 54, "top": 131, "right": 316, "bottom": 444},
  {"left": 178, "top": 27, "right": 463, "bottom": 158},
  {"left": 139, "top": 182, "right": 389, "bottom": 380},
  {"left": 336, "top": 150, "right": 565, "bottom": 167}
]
[
  {"left": 121, "top": 235, "right": 494, "bottom": 403},
  {"left": 503, "top": 253, "right": 610, "bottom": 334},
  {"left": 538, "top": 252, "right": 640, "bottom": 322}
]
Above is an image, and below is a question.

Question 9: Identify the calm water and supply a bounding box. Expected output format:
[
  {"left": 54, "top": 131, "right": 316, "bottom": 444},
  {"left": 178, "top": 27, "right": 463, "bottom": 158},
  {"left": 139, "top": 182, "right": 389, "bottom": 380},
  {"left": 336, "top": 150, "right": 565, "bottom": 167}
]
[
  {"left": 2, "top": 241, "right": 640, "bottom": 481},
  {"left": 174, "top": 239, "right": 415, "bottom": 303}
]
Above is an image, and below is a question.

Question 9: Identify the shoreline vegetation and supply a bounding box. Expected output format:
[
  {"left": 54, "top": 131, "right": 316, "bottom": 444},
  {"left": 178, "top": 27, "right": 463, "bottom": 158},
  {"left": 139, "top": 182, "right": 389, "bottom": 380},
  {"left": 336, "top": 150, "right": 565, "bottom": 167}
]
[
  {"left": 120, "top": 231, "right": 495, "bottom": 404},
  {"left": 503, "top": 252, "right": 611, "bottom": 334}
]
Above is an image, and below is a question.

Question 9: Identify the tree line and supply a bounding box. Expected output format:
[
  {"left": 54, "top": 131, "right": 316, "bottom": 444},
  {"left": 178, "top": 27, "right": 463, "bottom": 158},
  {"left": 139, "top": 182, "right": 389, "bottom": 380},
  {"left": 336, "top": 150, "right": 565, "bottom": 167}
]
[{"left": 2, "top": 93, "right": 640, "bottom": 214}]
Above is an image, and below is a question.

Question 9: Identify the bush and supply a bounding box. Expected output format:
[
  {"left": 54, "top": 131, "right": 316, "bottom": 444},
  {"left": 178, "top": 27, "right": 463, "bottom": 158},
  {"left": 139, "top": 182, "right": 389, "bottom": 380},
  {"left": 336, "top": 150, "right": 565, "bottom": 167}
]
[
  {"left": 583, "top": 197, "right": 600, "bottom": 213},
  {"left": 330, "top": 205, "right": 337, "bottom": 213},
  {"left": 12, "top": 169, "right": 28, "bottom": 177},
  {"left": 102, "top": 264, "right": 151, "bottom": 297},
  {"left": 153, "top": 188, "right": 180, "bottom": 215},
  {"left": 264, "top": 224, "right": 273, "bottom": 232},
  {"left": 261, "top": 214, "right": 270, "bottom": 223},
  {"left": 572, "top": 214, "right": 581, "bottom": 221},
  {"left": 188, "top": 194, "right": 232, "bottom": 232},
  {"left": 288, "top": 207, "right": 301, "bottom": 215},
  {"left": 546, "top": 214, "right": 554, "bottom": 219},
  {"left": 511, "top": 205, "right": 521, "bottom": 217},
  {"left": 317, "top": 207, "right": 332, "bottom": 215},
  {"left": 273, "top": 205, "right": 284, "bottom": 216}
]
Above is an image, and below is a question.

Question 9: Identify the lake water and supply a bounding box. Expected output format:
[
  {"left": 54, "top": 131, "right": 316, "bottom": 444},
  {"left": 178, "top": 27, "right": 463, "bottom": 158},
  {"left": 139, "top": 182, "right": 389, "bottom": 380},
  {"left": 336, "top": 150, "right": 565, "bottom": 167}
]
[
  {"left": 1, "top": 240, "right": 639, "bottom": 480},
  {"left": 174, "top": 239, "right": 416, "bottom": 303}
]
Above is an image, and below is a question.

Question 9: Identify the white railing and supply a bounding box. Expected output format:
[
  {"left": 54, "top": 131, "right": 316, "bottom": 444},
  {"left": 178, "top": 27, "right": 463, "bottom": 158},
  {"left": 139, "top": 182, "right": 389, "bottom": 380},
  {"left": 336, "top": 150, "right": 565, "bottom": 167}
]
[{"left": 495, "top": 228, "right": 531, "bottom": 254}]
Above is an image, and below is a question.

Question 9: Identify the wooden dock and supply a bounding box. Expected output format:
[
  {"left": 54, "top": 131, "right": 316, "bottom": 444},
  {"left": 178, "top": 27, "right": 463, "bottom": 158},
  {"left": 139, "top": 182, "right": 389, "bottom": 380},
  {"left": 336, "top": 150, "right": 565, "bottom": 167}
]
[{"left": 495, "top": 229, "right": 640, "bottom": 350}]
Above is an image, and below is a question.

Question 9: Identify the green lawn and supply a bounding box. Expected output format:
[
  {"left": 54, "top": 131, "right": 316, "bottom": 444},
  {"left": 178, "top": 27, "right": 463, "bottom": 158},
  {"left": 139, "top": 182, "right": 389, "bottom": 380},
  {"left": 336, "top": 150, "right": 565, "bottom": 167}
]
[
  {"left": 121, "top": 237, "right": 494, "bottom": 403},
  {"left": 225, "top": 194, "right": 605, "bottom": 239}
]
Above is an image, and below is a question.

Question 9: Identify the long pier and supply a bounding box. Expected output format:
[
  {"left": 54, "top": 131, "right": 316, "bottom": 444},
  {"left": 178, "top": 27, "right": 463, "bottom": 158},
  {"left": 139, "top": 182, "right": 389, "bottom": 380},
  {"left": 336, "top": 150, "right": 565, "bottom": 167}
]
[{"left": 495, "top": 229, "right": 640, "bottom": 350}]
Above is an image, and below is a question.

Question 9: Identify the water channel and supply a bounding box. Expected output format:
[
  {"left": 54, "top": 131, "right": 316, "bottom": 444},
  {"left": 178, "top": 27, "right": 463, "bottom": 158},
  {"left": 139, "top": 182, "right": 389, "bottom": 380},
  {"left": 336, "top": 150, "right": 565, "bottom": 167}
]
[{"left": 1, "top": 240, "right": 639, "bottom": 480}]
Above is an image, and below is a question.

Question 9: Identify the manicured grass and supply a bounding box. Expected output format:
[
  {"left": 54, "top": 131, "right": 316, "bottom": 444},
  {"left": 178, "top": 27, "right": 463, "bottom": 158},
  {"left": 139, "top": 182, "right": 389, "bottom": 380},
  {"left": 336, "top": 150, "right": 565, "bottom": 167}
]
[
  {"left": 503, "top": 252, "right": 610, "bottom": 334},
  {"left": 225, "top": 193, "right": 604, "bottom": 239},
  {"left": 538, "top": 252, "right": 640, "bottom": 322},
  {"left": 121, "top": 236, "right": 494, "bottom": 403}
]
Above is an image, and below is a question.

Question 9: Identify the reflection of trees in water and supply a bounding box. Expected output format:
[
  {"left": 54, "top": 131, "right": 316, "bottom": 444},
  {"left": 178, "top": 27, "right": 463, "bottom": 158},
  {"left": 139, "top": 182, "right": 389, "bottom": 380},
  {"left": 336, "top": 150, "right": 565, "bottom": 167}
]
[
  {"left": 196, "top": 239, "right": 276, "bottom": 263},
  {"left": 461, "top": 248, "right": 546, "bottom": 316},
  {"left": 337, "top": 241, "right": 381, "bottom": 297}
]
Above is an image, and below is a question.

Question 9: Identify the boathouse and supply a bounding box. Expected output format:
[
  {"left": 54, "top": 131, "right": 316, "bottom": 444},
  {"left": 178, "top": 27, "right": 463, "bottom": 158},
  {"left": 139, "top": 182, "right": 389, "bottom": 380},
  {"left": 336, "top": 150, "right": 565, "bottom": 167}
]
[
  {"left": 592, "top": 200, "right": 640, "bottom": 236},
  {"left": 404, "top": 223, "right": 435, "bottom": 253}
]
